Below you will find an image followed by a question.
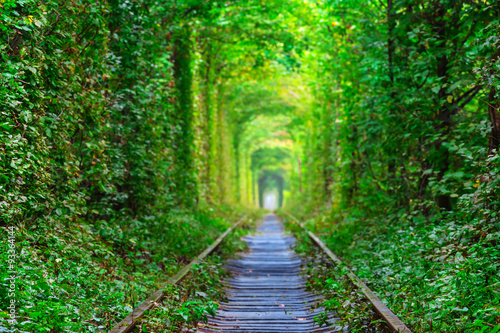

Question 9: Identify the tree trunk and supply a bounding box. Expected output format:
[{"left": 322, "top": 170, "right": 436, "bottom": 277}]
[
  {"left": 434, "top": 3, "right": 452, "bottom": 211},
  {"left": 387, "top": 0, "right": 396, "bottom": 180},
  {"left": 488, "top": 40, "right": 500, "bottom": 156},
  {"left": 173, "top": 27, "right": 197, "bottom": 206},
  {"left": 297, "top": 156, "right": 303, "bottom": 193},
  {"left": 488, "top": 86, "right": 500, "bottom": 154}
]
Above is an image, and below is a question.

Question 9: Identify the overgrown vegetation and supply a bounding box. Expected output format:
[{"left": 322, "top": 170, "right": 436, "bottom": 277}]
[
  {"left": 0, "top": 206, "right": 259, "bottom": 331},
  {"left": 132, "top": 223, "right": 251, "bottom": 333},
  {"left": 288, "top": 221, "right": 386, "bottom": 332},
  {"left": 0, "top": 0, "right": 267, "bottom": 330},
  {"left": 2, "top": 0, "right": 500, "bottom": 331},
  {"left": 284, "top": 2, "right": 500, "bottom": 332}
]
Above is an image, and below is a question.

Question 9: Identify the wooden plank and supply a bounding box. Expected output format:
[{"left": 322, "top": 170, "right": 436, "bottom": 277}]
[
  {"left": 283, "top": 212, "right": 412, "bottom": 333},
  {"left": 109, "top": 221, "right": 241, "bottom": 333}
]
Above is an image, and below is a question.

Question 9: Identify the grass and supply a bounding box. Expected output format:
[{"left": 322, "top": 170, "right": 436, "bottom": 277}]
[
  {"left": 133, "top": 222, "right": 254, "bottom": 332},
  {"left": 0, "top": 204, "right": 263, "bottom": 332},
  {"left": 286, "top": 219, "right": 388, "bottom": 332},
  {"left": 283, "top": 208, "right": 500, "bottom": 333}
]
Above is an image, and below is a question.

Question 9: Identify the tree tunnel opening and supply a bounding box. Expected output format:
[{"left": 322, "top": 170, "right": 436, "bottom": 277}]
[
  {"left": 263, "top": 188, "right": 279, "bottom": 210},
  {"left": 258, "top": 171, "right": 284, "bottom": 209},
  {"left": 251, "top": 147, "right": 290, "bottom": 209}
]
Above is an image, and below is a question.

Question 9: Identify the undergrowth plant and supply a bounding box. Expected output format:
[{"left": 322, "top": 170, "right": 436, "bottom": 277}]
[
  {"left": 290, "top": 150, "right": 500, "bottom": 332},
  {"left": 288, "top": 221, "right": 388, "bottom": 332},
  {"left": 133, "top": 258, "right": 228, "bottom": 332},
  {"left": 132, "top": 219, "right": 253, "bottom": 332},
  {"left": 0, "top": 206, "right": 259, "bottom": 332}
]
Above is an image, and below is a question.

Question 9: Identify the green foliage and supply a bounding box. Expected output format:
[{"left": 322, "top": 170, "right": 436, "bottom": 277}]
[
  {"left": 0, "top": 207, "right": 241, "bottom": 331},
  {"left": 2, "top": 0, "right": 500, "bottom": 331},
  {"left": 313, "top": 197, "right": 500, "bottom": 331},
  {"left": 135, "top": 257, "right": 228, "bottom": 332},
  {"left": 285, "top": 1, "right": 500, "bottom": 331},
  {"left": 287, "top": 221, "right": 386, "bottom": 332}
]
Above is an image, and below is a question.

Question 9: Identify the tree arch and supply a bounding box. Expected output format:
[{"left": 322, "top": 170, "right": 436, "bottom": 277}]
[{"left": 257, "top": 170, "right": 285, "bottom": 209}]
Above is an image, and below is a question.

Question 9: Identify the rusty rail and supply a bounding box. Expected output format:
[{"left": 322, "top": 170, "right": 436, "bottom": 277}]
[
  {"left": 198, "top": 214, "right": 337, "bottom": 332},
  {"left": 283, "top": 212, "right": 412, "bottom": 333},
  {"left": 109, "top": 221, "right": 241, "bottom": 333}
]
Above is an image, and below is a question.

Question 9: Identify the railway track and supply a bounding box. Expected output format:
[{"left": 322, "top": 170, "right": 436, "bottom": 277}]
[
  {"left": 198, "top": 214, "right": 343, "bottom": 332},
  {"left": 110, "top": 214, "right": 411, "bottom": 333}
]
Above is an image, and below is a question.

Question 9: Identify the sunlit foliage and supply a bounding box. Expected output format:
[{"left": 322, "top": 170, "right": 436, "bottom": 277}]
[{"left": 1, "top": 0, "right": 500, "bottom": 331}]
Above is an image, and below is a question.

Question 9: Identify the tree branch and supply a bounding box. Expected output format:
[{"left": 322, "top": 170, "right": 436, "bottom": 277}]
[{"left": 183, "top": 0, "right": 210, "bottom": 18}]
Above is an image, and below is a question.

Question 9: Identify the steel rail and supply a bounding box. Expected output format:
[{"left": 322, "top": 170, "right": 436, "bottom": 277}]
[
  {"left": 198, "top": 214, "right": 339, "bottom": 332},
  {"left": 109, "top": 221, "right": 242, "bottom": 333},
  {"left": 283, "top": 212, "right": 412, "bottom": 333}
]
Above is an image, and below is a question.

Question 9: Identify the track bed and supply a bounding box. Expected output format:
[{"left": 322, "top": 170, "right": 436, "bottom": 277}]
[{"left": 198, "top": 214, "right": 345, "bottom": 333}]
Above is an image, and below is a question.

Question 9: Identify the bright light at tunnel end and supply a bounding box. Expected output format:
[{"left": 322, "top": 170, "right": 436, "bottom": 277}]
[{"left": 263, "top": 192, "right": 278, "bottom": 210}]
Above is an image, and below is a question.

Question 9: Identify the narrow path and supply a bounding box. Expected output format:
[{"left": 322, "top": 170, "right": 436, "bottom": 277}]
[{"left": 199, "top": 214, "right": 345, "bottom": 332}]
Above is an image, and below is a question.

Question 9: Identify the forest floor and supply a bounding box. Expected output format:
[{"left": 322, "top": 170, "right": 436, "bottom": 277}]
[
  {"left": 2, "top": 207, "right": 499, "bottom": 333},
  {"left": 284, "top": 209, "right": 500, "bottom": 333},
  {"left": 0, "top": 205, "right": 262, "bottom": 332}
]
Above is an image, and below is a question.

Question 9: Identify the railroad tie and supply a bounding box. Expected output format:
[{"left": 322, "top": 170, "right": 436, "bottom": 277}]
[{"left": 198, "top": 214, "right": 345, "bottom": 333}]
